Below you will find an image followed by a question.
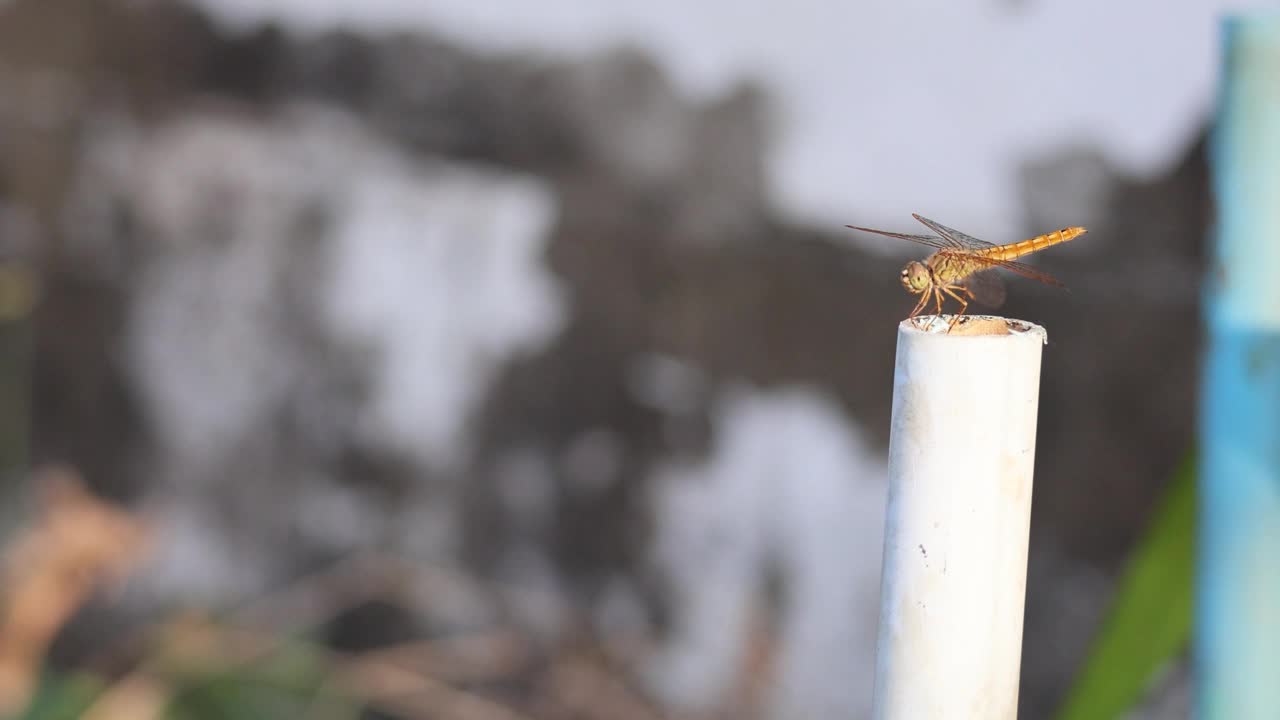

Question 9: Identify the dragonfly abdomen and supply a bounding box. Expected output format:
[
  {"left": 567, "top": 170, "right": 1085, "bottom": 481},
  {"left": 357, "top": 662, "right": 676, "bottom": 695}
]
[{"left": 983, "top": 226, "right": 1087, "bottom": 262}]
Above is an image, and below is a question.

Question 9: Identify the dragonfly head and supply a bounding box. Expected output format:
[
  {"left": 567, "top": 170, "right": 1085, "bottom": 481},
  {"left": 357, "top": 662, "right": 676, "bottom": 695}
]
[{"left": 900, "top": 261, "right": 931, "bottom": 294}]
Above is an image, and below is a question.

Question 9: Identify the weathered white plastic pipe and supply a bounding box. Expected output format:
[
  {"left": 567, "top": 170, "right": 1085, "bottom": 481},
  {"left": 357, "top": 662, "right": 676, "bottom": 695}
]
[{"left": 872, "top": 315, "right": 1047, "bottom": 720}]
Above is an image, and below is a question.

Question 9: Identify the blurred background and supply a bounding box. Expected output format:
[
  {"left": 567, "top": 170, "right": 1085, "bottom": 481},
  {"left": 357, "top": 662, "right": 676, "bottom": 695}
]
[{"left": 0, "top": 0, "right": 1234, "bottom": 717}]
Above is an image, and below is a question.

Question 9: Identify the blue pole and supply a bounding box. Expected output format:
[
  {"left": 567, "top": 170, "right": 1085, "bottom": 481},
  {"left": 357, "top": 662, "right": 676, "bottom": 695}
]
[{"left": 1198, "top": 13, "right": 1280, "bottom": 719}]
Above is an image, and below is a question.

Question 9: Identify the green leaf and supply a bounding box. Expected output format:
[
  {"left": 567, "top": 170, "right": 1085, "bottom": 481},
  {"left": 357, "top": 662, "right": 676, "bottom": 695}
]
[{"left": 1054, "top": 451, "right": 1196, "bottom": 720}]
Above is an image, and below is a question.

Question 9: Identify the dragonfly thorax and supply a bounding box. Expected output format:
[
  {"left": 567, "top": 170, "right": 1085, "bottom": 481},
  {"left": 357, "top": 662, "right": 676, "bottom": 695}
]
[{"left": 900, "top": 261, "right": 932, "bottom": 294}]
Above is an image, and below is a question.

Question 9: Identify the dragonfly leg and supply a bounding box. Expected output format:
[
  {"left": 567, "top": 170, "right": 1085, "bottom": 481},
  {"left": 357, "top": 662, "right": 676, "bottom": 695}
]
[
  {"left": 908, "top": 288, "right": 945, "bottom": 332},
  {"left": 942, "top": 286, "right": 969, "bottom": 333},
  {"left": 908, "top": 290, "right": 930, "bottom": 318},
  {"left": 906, "top": 289, "right": 931, "bottom": 329}
]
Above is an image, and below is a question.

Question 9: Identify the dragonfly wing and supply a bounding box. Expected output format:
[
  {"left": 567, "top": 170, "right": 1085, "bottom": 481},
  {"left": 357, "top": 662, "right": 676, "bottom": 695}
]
[
  {"left": 959, "top": 268, "right": 1006, "bottom": 308},
  {"left": 844, "top": 224, "right": 951, "bottom": 251},
  {"left": 963, "top": 254, "right": 1066, "bottom": 287},
  {"left": 911, "top": 214, "right": 998, "bottom": 251}
]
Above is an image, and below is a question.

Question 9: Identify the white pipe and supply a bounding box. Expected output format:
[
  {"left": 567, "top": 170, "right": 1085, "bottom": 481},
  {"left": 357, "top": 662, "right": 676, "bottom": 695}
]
[{"left": 871, "top": 315, "right": 1047, "bottom": 719}]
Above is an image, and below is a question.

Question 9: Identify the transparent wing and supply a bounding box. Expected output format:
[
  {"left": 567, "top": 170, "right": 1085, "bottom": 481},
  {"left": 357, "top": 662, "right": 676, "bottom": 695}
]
[
  {"left": 958, "top": 253, "right": 1066, "bottom": 287},
  {"left": 910, "top": 214, "right": 998, "bottom": 251},
  {"left": 959, "top": 268, "right": 1006, "bottom": 308},
  {"left": 844, "top": 224, "right": 952, "bottom": 251}
]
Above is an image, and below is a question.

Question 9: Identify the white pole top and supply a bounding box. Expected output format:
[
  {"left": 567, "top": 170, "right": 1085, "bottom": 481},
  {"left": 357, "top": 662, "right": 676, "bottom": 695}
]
[{"left": 872, "top": 314, "right": 1047, "bottom": 719}]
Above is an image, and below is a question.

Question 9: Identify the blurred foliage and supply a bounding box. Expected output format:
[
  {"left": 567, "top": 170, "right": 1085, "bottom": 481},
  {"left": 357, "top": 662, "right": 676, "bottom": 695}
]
[
  {"left": 0, "top": 261, "right": 37, "bottom": 486},
  {"left": 0, "top": 472, "right": 673, "bottom": 720},
  {"left": 0, "top": 264, "right": 39, "bottom": 324},
  {"left": 153, "top": 633, "right": 357, "bottom": 720},
  {"left": 4, "top": 612, "right": 672, "bottom": 720},
  {"left": 0, "top": 469, "right": 148, "bottom": 717},
  {"left": 1055, "top": 451, "right": 1195, "bottom": 720},
  {"left": 15, "top": 674, "right": 102, "bottom": 720},
  {"left": 12, "top": 636, "right": 357, "bottom": 720}
]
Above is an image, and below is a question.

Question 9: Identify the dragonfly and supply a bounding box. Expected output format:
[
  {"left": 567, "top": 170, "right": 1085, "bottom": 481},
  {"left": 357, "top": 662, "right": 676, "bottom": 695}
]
[{"left": 845, "top": 213, "right": 1087, "bottom": 332}]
